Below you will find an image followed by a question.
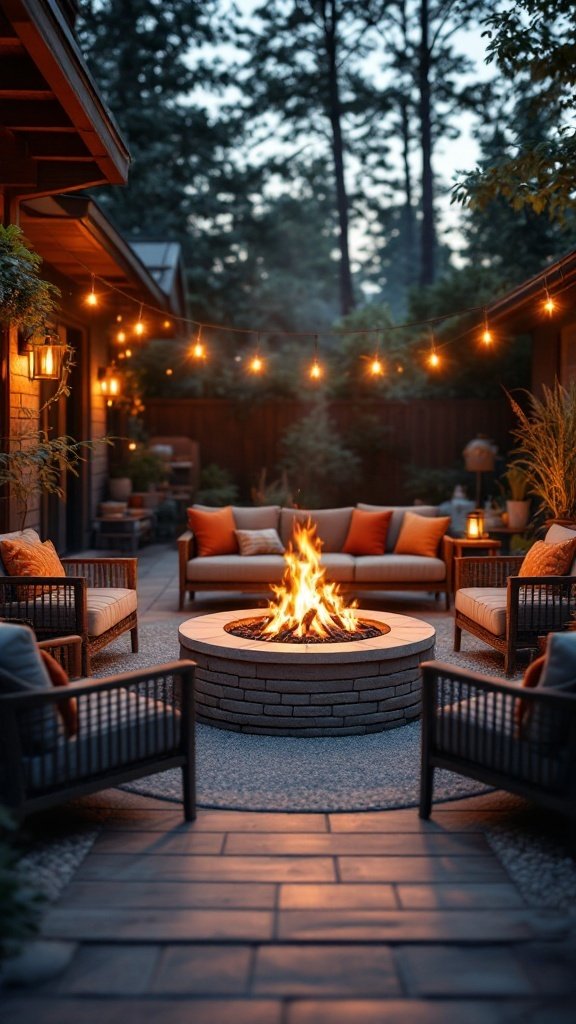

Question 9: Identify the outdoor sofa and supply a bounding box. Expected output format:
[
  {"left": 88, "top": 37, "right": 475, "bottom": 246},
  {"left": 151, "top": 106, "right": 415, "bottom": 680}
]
[{"left": 178, "top": 503, "right": 451, "bottom": 609}]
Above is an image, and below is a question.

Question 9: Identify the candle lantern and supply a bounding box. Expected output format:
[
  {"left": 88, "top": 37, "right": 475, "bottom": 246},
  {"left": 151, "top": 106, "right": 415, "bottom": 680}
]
[
  {"left": 466, "top": 509, "right": 485, "bottom": 539},
  {"left": 28, "top": 335, "right": 67, "bottom": 381}
]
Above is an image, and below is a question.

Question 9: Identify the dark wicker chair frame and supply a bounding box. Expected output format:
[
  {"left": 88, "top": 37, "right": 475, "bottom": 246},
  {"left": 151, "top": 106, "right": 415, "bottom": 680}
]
[
  {"left": 0, "top": 635, "right": 196, "bottom": 822},
  {"left": 454, "top": 555, "right": 576, "bottom": 675},
  {"left": 419, "top": 659, "right": 576, "bottom": 850},
  {"left": 0, "top": 557, "right": 139, "bottom": 676}
]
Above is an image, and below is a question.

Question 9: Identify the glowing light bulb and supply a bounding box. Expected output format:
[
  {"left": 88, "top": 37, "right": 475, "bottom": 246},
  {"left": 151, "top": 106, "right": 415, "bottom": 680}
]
[
  {"left": 428, "top": 350, "right": 440, "bottom": 369},
  {"left": 116, "top": 330, "right": 126, "bottom": 344},
  {"left": 543, "top": 292, "right": 556, "bottom": 315},
  {"left": 396, "top": 364, "right": 404, "bottom": 374},
  {"left": 128, "top": 442, "right": 137, "bottom": 451},
  {"left": 481, "top": 327, "right": 493, "bottom": 346},
  {"left": 166, "top": 368, "right": 173, "bottom": 376},
  {"left": 249, "top": 355, "right": 264, "bottom": 374},
  {"left": 134, "top": 320, "right": 145, "bottom": 336},
  {"left": 309, "top": 359, "right": 323, "bottom": 380},
  {"left": 116, "top": 314, "right": 123, "bottom": 323},
  {"left": 192, "top": 341, "right": 205, "bottom": 359},
  {"left": 107, "top": 399, "right": 113, "bottom": 407},
  {"left": 86, "top": 291, "right": 98, "bottom": 307},
  {"left": 369, "top": 357, "right": 384, "bottom": 377},
  {"left": 163, "top": 319, "right": 172, "bottom": 329},
  {"left": 125, "top": 348, "right": 132, "bottom": 358}
]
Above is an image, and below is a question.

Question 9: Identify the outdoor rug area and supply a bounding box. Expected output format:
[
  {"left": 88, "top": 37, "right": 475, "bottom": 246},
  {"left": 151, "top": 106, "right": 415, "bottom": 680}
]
[{"left": 93, "top": 616, "right": 507, "bottom": 813}]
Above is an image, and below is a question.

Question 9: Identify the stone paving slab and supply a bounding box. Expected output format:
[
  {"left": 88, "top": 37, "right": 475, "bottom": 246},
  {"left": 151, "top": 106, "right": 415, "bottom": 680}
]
[
  {"left": 101, "top": 809, "right": 329, "bottom": 832},
  {"left": 0, "top": 998, "right": 283, "bottom": 1024},
  {"left": 41, "top": 908, "right": 274, "bottom": 942},
  {"left": 280, "top": 883, "right": 397, "bottom": 910},
  {"left": 276, "top": 908, "right": 542, "bottom": 943},
  {"left": 286, "top": 999, "right": 537, "bottom": 1024},
  {"left": 252, "top": 944, "right": 401, "bottom": 996},
  {"left": 397, "top": 944, "right": 534, "bottom": 996},
  {"left": 91, "top": 831, "right": 226, "bottom": 855},
  {"left": 338, "top": 855, "right": 509, "bottom": 883},
  {"left": 150, "top": 944, "right": 253, "bottom": 994},
  {"left": 62, "top": 880, "right": 278, "bottom": 909},
  {"left": 224, "top": 831, "right": 491, "bottom": 856},
  {"left": 51, "top": 944, "right": 159, "bottom": 995},
  {"left": 74, "top": 853, "right": 337, "bottom": 883},
  {"left": 395, "top": 882, "right": 526, "bottom": 909}
]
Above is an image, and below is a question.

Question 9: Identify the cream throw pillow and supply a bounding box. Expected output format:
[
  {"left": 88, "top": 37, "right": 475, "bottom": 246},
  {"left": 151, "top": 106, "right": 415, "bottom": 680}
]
[{"left": 235, "top": 528, "right": 285, "bottom": 556}]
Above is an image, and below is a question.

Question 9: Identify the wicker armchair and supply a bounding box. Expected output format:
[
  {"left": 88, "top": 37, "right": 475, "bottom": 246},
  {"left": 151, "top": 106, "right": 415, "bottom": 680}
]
[
  {"left": 419, "top": 659, "right": 576, "bottom": 848},
  {"left": 0, "top": 631, "right": 196, "bottom": 823},
  {"left": 453, "top": 555, "right": 576, "bottom": 675},
  {"left": 0, "top": 557, "right": 139, "bottom": 676}
]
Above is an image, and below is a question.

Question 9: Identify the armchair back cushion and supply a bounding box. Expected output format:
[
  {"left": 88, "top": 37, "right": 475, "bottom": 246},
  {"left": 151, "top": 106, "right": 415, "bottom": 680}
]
[
  {"left": 524, "top": 632, "right": 576, "bottom": 744},
  {"left": 544, "top": 523, "right": 576, "bottom": 575},
  {"left": 0, "top": 529, "right": 41, "bottom": 575},
  {"left": 357, "top": 504, "right": 439, "bottom": 551},
  {"left": 0, "top": 623, "right": 62, "bottom": 750},
  {"left": 519, "top": 537, "right": 576, "bottom": 577}
]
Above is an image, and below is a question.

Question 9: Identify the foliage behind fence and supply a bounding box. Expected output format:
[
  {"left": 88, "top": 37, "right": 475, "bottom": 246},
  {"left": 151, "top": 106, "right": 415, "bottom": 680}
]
[{"left": 143, "top": 397, "right": 515, "bottom": 505}]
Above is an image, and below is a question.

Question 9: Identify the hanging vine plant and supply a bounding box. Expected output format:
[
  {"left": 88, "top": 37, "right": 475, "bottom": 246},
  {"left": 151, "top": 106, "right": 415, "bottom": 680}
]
[{"left": 0, "top": 224, "right": 60, "bottom": 338}]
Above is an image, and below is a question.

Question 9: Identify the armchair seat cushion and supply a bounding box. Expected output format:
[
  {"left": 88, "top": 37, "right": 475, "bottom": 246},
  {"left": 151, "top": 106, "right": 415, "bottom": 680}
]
[
  {"left": 455, "top": 587, "right": 507, "bottom": 636},
  {"left": 439, "top": 692, "right": 560, "bottom": 787},
  {"left": 355, "top": 554, "right": 446, "bottom": 584},
  {"left": 24, "top": 689, "right": 180, "bottom": 789},
  {"left": 85, "top": 588, "right": 138, "bottom": 637}
]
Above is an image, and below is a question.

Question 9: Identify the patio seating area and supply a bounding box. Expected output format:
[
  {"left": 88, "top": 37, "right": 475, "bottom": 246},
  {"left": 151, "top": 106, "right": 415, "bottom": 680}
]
[{"left": 2, "top": 541, "right": 576, "bottom": 1020}]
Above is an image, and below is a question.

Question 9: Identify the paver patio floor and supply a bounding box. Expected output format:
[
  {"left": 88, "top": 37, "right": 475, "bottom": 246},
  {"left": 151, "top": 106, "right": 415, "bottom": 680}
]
[{"left": 2, "top": 543, "right": 575, "bottom": 1021}]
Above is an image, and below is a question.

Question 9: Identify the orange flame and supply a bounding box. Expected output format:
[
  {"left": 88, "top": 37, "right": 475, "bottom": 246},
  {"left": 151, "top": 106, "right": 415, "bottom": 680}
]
[{"left": 262, "top": 520, "right": 358, "bottom": 639}]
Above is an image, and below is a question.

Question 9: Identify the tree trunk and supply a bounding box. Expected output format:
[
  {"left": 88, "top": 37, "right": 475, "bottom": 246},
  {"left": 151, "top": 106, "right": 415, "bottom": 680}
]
[
  {"left": 323, "top": 0, "right": 355, "bottom": 315},
  {"left": 399, "top": 96, "right": 416, "bottom": 290},
  {"left": 418, "top": 0, "right": 435, "bottom": 286}
]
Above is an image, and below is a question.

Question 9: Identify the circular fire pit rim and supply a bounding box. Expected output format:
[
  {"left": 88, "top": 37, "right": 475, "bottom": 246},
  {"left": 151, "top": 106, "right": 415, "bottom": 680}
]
[{"left": 179, "top": 609, "right": 435, "bottom": 665}]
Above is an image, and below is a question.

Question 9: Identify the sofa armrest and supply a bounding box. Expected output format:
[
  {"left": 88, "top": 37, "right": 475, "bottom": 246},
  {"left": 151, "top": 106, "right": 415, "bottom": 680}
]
[
  {"left": 507, "top": 575, "right": 576, "bottom": 640},
  {"left": 63, "top": 557, "right": 137, "bottom": 590}
]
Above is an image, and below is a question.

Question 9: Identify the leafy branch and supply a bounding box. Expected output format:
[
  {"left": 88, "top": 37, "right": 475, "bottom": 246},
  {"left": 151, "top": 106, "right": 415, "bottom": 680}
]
[{"left": 0, "top": 225, "right": 60, "bottom": 338}]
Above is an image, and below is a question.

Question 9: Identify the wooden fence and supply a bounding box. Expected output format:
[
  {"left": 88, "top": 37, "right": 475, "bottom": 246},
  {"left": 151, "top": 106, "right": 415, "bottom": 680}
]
[{"left": 143, "top": 397, "right": 516, "bottom": 505}]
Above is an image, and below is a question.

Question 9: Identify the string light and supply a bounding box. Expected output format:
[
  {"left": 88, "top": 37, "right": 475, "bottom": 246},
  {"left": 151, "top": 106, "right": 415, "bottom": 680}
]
[
  {"left": 116, "top": 329, "right": 126, "bottom": 344},
  {"left": 86, "top": 275, "right": 98, "bottom": 307},
  {"left": 481, "top": 308, "right": 493, "bottom": 346},
  {"left": 369, "top": 354, "right": 385, "bottom": 377},
  {"left": 134, "top": 304, "right": 145, "bottom": 336},
  {"left": 543, "top": 288, "right": 556, "bottom": 316},
  {"left": 166, "top": 368, "right": 173, "bottom": 376},
  {"left": 128, "top": 441, "right": 137, "bottom": 451},
  {"left": 427, "top": 330, "right": 440, "bottom": 369},
  {"left": 191, "top": 327, "right": 206, "bottom": 360},
  {"left": 309, "top": 336, "right": 323, "bottom": 380},
  {"left": 163, "top": 319, "right": 172, "bottom": 329},
  {"left": 249, "top": 354, "right": 264, "bottom": 374}
]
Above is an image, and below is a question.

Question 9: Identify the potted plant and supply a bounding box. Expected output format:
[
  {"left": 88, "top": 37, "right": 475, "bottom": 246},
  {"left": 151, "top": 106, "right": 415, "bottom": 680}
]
[
  {"left": 508, "top": 381, "right": 576, "bottom": 524},
  {"left": 500, "top": 463, "right": 530, "bottom": 530},
  {"left": 126, "top": 448, "right": 166, "bottom": 507}
]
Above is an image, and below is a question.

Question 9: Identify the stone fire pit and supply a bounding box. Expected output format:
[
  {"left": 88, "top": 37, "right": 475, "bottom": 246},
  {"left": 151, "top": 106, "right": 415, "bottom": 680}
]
[{"left": 179, "top": 609, "right": 435, "bottom": 736}]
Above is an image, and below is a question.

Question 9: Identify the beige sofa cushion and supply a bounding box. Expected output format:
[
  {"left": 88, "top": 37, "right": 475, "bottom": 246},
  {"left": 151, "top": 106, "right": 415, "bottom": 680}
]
[
  {"left": 187, "top": 555, "right": 286, "bottom": 584},
  {"left": 192, "top": 505, "right": 281, "bottom": 531},
  {"left": 187, "top": 552, "right": 356, "bottom": 584},
  {"left": 86, "top": 588, "right": 138, "bottom": 638},
  {"left": 354, "top": 555, "right": 446, "bottom": 584},
  {"left": 357, "top": 504, "right": 438, "bottom": 551},
  {"left": 280, "top": 507, "right": 353, "bottom": 551}
]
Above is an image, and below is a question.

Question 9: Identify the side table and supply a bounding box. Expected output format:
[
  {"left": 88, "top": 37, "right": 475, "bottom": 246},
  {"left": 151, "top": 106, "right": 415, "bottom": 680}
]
[
  {"left": 444, "top": 536, "right": 502, "bottom": 594},
  {"left": 93, "top": 513, "right": 154, "bottom": 553}
]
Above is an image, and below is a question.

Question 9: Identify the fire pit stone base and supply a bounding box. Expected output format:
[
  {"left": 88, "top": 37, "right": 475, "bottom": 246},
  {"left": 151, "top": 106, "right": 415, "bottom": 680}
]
[{"left": 179, "top": 610, "right": 435, "bottom": 736}]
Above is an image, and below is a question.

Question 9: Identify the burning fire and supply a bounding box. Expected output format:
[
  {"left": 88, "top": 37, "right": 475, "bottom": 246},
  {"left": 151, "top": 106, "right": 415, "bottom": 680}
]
[{"left": 261, "top": 520, "right": 359, "bottom": 640}]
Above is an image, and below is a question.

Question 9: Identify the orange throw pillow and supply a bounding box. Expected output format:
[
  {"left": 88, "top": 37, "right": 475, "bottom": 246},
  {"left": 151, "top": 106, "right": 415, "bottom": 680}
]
[
  {"left": 394, "top": 511, "right": 451, "bottom": 558},
  {"left": 186, "top": 506, "right": 238, "bottom": 557},
  {"left": 0, "top": 537, "right": 66, "bottom": 598},
  {"left": 518, "top": 538, "right": 576, "bottom": 577},
  {"left": 39, "top": 650, "right": 78, "bottom": 737},
  {"left": 516, "top": 653, "right": 546, "bottom": 734},
  {"left": 342, "top": 509, "right": 393, "bottom": 556}
]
